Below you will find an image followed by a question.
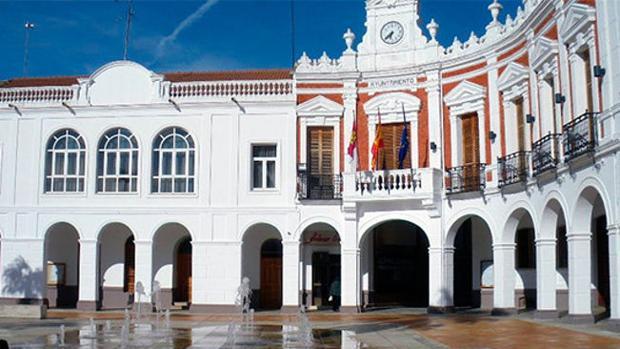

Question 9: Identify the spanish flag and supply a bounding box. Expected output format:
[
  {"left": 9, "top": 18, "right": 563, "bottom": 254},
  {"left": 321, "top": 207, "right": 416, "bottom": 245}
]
[
  {"left": 347, "top": 112, "right": 358, "bottom": 169},
  {"left": 371, "top": 109, "right": 384, "bottom": 170}
]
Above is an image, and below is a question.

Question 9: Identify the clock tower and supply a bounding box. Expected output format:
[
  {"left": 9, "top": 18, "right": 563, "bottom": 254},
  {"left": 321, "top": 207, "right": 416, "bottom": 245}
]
[{"left": 357, "top": 0, "right": 431, "bottom": 71}]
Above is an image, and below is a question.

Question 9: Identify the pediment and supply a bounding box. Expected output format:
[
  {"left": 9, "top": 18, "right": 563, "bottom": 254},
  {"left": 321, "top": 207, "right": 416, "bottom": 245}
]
[
  {"left": 559, "top": 3, "right": 596, "bottom": 44},
  {"left": 497, "top": 63, "right": 529, "bottom": 92},
  {"left": 364, "top": 92, "right": 421, "bottom": 123},
  {"left": 81, "top": 61, "right": 164, "bottom": 106},
  {"left": 297, "top": 95, "right": 344, "bottom": 117},
  {"left": 531, "top": 37, "right": 558, "bottom": 70},
  {"left": 444, "top": 80, "right": 486, "bottom": 107}
]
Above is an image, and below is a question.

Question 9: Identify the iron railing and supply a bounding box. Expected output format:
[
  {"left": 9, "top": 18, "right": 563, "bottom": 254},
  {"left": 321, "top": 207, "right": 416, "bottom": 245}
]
[
  {"left": 531, "top": 133, "right": 561, "bottom": 176},
  {"left": 445, "top": 163, "right": 486, "bottom": 195},
  {"left": 498, "top": 151, "right": 530, "bottom": 188},
  {"left": 297, "top": 173, "right": 342, "bottom": 200},
  {"left": 562, "top": 112, "right": 597, "bottom": 162}
]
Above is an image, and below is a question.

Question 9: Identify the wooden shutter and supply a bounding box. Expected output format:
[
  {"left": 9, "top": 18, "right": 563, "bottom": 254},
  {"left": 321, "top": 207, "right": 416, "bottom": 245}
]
[
  {"left": 516, "top": 98, "right": 525, "bottom": 152},
  {"left": 584, "top": 48, "right": 593, "bottom": 113},
  {"left": 307, "top": 127, "right": 334, "bottom": 175},
  {"left": 380, "top": 123, "right": 411, "bottom": 170},
  {"left": 461, "top": 113, "right": 480, "bottom": 165}
]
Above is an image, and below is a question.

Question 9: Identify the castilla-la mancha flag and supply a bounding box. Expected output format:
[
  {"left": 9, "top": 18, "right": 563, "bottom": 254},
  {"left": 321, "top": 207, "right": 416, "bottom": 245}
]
[
  {"left": 347, "top": 112, "right": 358, "bottom": 169},
  {"left": 371, "top": 109, "right": 384, "bottom": 170}
]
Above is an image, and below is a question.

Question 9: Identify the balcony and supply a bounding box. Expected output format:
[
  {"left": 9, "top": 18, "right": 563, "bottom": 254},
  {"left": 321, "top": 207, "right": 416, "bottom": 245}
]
[
  {"left": 344, "top": 168, "right": 441, "bottom": 202},
  {"left": 445, "top": 163, "right": 486, "bottom": 195},
  {"left": 297, "top": 173, "right": 342, "bottom": 200},
  {"left": 498, "top": 151, "right": 530, "bottom": 188},
  {"left": 532, "top": 133, "right": 561, "bottom": 176},
  {"left": 562, "top": 112, "right": 598, "bottom": 162}
]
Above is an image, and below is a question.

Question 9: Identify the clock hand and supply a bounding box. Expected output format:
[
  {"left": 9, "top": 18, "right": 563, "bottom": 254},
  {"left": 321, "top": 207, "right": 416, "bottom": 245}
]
[{"left": 385, "top": 31, "right": 394, "bottom": 40}]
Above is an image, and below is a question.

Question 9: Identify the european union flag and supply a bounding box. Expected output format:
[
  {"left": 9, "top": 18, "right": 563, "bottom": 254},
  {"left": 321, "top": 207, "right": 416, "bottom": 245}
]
[{"left": 398, "top": 105, "right": 409, "bottom": 169}]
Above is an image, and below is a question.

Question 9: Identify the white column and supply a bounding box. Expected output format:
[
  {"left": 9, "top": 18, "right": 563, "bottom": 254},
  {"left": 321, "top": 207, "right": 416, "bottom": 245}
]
[
  {"left": 607, "top": 225, "right": 620, "bottom": 319},
  {"left": 443, "top": 247, "right": 455, "bottom": 309},
  {"left": 428, "top": 247, "right": 446, "bottom": 309},
  {"left": 426, "top": 77, "right": 442, "bottom": 169},
  {"left": 487, "top": 56, "right": 501, "bottom": 181},
  {"left": 340, "top": 204, "right": 360, "bottom": 312},
  {"left": 133, "top": 240, "right": 152, "bottom": 305},
  {"left": 191, "top": 241, "right": 208, "bottom": 306},
  {"left": 77, "top": 239, "right": 98, "bottom": 310},
  {"left": 282, "top": 240, "right": 301, "bottom": 310},
  {"left": 567, "top": 231, "right": 592, "bottom": 316},
  {"left": 536, "top": 238, "right": 557, "bottom": 312},
  {"left": 493, "top": 243, "right": 516, "bottom": 311}
]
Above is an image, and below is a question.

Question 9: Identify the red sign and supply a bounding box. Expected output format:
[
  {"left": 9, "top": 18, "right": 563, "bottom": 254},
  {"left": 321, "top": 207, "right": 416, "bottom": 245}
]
[{"left": 305, "top": 232, "right": 340, "bottom": 244}]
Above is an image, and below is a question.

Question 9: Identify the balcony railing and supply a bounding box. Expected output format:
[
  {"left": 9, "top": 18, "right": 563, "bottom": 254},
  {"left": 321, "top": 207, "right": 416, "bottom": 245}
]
[
  {"left": 562, "top": 112, "right": 598, "bottom": 162},
  {"left": 355, "top": 169, "right": 420, "bottom": 195},
  {"left": 498, "top": 151, "right": 530, "bottom": 188},
  {"left": 297, "top": 173, "right": 342, "bottom": 200},
  {"left": 445, "top": 163, "right": 486, "bottom": 195},
  {"left": 532, "top": 133, "right": 561, "bottom": 176}
]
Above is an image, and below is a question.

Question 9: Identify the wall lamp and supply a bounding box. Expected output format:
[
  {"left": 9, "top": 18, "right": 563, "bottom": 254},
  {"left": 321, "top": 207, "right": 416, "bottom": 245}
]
[
  {"left": 594, "top": 65, "right": 606, "bottom": 78},
  {"left": 554, "top": 93, "right": 566, "bottom": 104},
  {"left": 526, "top": 114, "right": 536, "bottom": 124},
  {"left": 488, "top": 131, "right": 497, "bottom": 142},
  {"left": 430, "top": 141, "right": 437, "bottom": 152}
]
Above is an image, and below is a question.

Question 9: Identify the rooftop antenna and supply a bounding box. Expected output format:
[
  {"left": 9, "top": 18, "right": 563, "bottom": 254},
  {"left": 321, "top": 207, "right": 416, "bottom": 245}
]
[
  {"left": 123, "top": 0, "right": 135, "bottom": 60},
  {"left": 23, "top": 21, "right": 35, "bottom": 77}
]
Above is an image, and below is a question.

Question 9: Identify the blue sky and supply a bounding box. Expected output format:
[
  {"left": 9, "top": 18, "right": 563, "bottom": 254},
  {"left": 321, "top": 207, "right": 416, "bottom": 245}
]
[{"left": 0, "top": 0, "right": 521, "bottom": 80}]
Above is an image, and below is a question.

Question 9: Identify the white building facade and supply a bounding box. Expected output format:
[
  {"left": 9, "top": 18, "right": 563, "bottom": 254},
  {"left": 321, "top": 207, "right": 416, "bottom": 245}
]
[{"left": 0, "top": 0, "right": 619, "bottom": 322}]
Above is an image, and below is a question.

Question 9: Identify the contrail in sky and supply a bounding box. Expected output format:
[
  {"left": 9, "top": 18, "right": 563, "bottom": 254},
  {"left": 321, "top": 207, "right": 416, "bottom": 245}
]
[{"left": 156, "top": 0, "right": 220, "bottom": 59}]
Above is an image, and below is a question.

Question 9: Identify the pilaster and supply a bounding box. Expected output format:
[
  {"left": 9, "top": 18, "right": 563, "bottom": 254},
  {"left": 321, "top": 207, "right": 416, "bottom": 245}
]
[
  {"left": 567, "top": 231, "right": 592, "bottom": 317},
  {"left": 535, "top": 238, "right": 558, "bottom": 314},
  {"left": 492, "top": 243, "right": 516, "bottom": 314},
  {"left": 77, "top": 239, "right": 98, "bottom": 311}
]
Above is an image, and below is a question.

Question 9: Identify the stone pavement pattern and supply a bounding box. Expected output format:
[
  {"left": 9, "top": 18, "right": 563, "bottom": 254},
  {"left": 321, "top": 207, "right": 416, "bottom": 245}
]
[{"left": 0, "top": 310, "right": 617, "bottom": 348}]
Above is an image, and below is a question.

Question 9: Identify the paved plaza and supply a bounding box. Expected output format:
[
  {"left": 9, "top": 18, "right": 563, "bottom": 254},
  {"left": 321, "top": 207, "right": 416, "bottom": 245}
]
[{"left": 1, "top": 310, "right": 620, "bottom": 348}]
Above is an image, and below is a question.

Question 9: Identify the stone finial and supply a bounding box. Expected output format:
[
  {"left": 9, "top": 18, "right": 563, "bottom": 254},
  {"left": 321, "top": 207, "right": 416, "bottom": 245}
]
[
  {"left": 488, "top": 0, "right": 503, "bottom": 24},
  {"left": 426, "top": 19, "right": 439, "bottom": 43},
  {"left": 343, "top": 28, "right": 356, "bottom": 53}
]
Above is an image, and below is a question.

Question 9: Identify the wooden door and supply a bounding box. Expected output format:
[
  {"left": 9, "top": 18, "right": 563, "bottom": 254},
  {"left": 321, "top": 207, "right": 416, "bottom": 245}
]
[
  {"left": 124, "top": 237, "right": 135, "bottom": 294},
  {"left": 260, "top": 256, "right": 282, "bottom": 309},
  {"left": 380, "top": 123, "right": 411, "bottom": 170},
  {"left": 461, "top": 114, "right": 480, "bottom": 189},
  {"left": 175, "top": 239, "right": 192, "bottom": 303},
  {"left": 516, "top": 98, "right": 526, "bottom": 152}
]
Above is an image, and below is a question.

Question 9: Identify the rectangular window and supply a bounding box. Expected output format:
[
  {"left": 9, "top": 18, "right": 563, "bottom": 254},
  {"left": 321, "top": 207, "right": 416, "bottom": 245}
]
[{"left": 252, "top": 144, "right": 277, "bottom": 190}]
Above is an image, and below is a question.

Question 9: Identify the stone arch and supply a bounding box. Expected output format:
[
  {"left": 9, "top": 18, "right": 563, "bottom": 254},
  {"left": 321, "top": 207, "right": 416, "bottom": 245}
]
[
  {"left": 97, "top": 222, "right": 136, "bottom": 310},
  {"left": 239, "top": 221, "right": 283, "bottom": 242},
  {"left": 445, "top": 208, "right": 497, "bottom": 248},
  {"left": 149, "top": 221, "right": 196, "bottom": 241},
  {"left": 572, "top": 182, "right": 613, "bottom": 233},
  {"left": 43, "top": 222, "right": 81, "bottom": 308},
  {"left": 358, "top": 213, "right": 431, "bottom": 248},
  {"left": 540, "top": 197, "right": 568, "bottom": 239},
  {"left": 295, "top": 216, "right": 342, "bottom": 242},
  {"left": 501, "top": 203, "right": 538, "bottom": 244},
  {"left": 151, "top": 223, "right": 193, "bottom": 308}
]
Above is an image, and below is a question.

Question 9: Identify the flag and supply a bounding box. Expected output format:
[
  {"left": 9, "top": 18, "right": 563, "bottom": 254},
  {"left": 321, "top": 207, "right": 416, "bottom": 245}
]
[
  {"left": 371, "top": 109, "right": 384, "bottom": 170},
  {"left": 398, "top": 104, "right": 409, "bottom": 169},
  {"left": 347, "top": 112, "right": 358, "bottom": 170}
]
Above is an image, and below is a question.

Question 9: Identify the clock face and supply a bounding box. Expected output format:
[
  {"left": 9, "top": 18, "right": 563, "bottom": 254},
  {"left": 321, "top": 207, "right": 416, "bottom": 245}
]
[{"left": 380, "top": 21, "right": 404, "bottom": 45}]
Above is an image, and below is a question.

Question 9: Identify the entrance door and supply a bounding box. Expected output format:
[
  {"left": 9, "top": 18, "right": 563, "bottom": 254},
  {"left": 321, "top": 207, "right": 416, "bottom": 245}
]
[
  {"left": 175, "top": 238, "right": 192, "bottom": 303},
  {"left": 311, "top": 252, "right": 341, "bottom": 308},
  {"left": 307, "top": 127, "right": 334, "bottom": 199},
  {"left": 124, "top": 237, "right": 135, "bottom": 295},
  {"left": 461, "top": 113, "right": 480, "bottom": 190},
  {"left": 260, "top": 239, "right": 282, "bottom": 309}
]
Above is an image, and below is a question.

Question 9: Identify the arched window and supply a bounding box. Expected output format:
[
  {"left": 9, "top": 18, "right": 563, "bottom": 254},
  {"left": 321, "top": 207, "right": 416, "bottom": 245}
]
[
  {"left": 97, "top": 128, "right": 139, "bottom": 193},
  {"left": 152, "top": 127, "right": 195, "bottom": 193},
  {"left": 44, "top": 129, "right": 86, "bottom": 193}
]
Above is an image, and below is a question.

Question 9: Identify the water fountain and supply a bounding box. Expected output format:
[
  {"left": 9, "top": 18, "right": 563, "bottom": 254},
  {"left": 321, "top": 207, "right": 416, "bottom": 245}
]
[
  {"left": 164, "top": 309, "right": 171, "bottom": 328},
  {"left": 58, "top": 325, "right": 65, "bottom": 346},
  {"left": 135, "top": 281, "right": 146, "bottom": 320},
  {"left": 152, "top": 280, "right": 162, "bottom": 313},
  {"left": 236, "top": 276, "right": 252, "bottom": 314},
  {"left": 89, "top": 318, "right": 96, "bottom": 337},
  {"left": 105, "top": 320, "right": 112, "bottom": 332}
]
